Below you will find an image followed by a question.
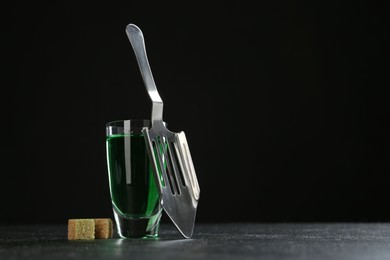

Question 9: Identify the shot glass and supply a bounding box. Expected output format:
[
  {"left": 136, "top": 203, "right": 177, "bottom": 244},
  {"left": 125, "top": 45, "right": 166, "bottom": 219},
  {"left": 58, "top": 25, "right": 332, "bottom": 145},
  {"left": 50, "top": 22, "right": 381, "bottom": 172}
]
[{"left": 106, "top": 119, "right": 162, "bottom": 238}]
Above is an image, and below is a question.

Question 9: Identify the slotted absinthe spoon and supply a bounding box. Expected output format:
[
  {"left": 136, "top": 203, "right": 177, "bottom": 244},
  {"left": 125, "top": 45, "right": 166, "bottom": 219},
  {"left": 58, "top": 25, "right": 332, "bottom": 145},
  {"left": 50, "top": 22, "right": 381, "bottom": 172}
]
[{"left": 125, "top": 24, "right": 200, "bottom": 238}]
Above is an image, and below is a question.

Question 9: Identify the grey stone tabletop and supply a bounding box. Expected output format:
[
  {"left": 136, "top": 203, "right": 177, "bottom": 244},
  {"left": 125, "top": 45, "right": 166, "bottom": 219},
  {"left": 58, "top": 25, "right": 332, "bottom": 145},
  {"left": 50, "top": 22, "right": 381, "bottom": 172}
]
[{"left": 1, "top": 223, "right": 390, "bottom": 260}]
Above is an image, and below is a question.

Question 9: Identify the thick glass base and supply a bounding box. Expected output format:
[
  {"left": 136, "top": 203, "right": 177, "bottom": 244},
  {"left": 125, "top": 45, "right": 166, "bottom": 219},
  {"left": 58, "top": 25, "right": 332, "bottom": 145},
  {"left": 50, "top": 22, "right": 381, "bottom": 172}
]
[{"left": 113, "top": 209, "right": 162, "bottom": 238}]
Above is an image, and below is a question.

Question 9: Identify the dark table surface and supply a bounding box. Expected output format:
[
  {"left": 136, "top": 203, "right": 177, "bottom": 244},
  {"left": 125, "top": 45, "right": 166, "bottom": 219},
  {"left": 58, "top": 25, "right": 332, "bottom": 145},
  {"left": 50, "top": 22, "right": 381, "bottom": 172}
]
[{"left": 1, "top": 223, "right": 390, "bottom": 260}]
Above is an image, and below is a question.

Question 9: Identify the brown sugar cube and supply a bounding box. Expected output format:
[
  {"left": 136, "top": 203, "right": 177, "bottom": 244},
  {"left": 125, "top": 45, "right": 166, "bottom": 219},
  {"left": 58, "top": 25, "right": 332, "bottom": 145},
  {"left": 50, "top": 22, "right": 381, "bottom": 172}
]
[
  {"left": 68, "top": 219, "right": 95, "bottom": 240},
  {"left": 94, "top": 218, "right": 113, "bottom": 239}
]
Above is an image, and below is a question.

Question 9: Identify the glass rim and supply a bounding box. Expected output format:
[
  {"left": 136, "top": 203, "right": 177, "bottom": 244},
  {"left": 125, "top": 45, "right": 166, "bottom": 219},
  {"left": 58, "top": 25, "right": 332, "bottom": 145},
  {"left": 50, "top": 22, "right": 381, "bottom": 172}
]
[
  {"left": 106, "top": 119, "right": 167, "bottom": 136},
  {"left": 106, "top": 119, "right": 151, "bottom": 127}
]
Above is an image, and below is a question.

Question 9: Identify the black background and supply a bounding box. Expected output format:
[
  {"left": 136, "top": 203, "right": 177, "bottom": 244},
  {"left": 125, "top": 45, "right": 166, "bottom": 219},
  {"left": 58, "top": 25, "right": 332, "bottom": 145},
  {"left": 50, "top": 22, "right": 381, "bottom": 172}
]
[{"left": 2, "top": 1, "right": 389, "bottom": 224}]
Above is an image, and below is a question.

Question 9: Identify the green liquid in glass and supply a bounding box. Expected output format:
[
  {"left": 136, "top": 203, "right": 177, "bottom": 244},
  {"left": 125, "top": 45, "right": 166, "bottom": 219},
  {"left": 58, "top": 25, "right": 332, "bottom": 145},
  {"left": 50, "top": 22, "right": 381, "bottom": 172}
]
[{"left": 106, "top": 133, "right": 160, "bottom": 218}]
